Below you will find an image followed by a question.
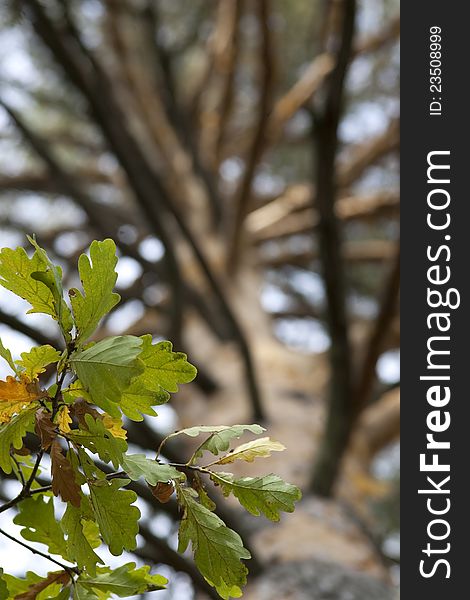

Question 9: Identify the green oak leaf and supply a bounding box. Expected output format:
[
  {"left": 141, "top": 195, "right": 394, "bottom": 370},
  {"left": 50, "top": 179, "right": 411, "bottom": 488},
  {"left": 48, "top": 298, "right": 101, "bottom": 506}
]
[
  {"left": 210, "top": 472, "right": 302, "bottom": 522},
  {"left": 77, "top": 563, "right": 167, "bottom": 597},
  {"left": 0, "top": 245, "right": 55, "bottom": 317},
  {"left": 62, "top": 380, "right": 92, "bottom": 405},
  {"left": 165, "top": 424, "right": 265, "bottom": 462},
  {"left": 212, "top": 437, "right": 285, "bottom": 465},
  {"left": 0, "top": 569, "right": 8, "bottom": 600},
  {"left": 13, "top": 495, "right": 68, "bottom": 557},
  {"left": 119, "top": 382, "right": 159, "bottom": 421},
  {"left": 0, "top": 338, "right": 19, "bottom": 375},
  {"left": 69, "top": 239, "right": 121, "bottom": 343},
  {"left": 137, "top": 336, "right": 197, "bottom": 393},
  {"left": 122, "top": 453, "right": 184, "bottom": 485},
  {"left": 0, "top": 406, "right": 37, "bottom": 473},
  {"left": 77, "top": 448, "right": 106, "bottom": 481},
  {"left": 70, "top": 336, "right": 144, "bottom": 415},
  {"left": 177, "top": 487, "right": 250, "bottom": 599},
  {"left": 73, "top": 583, "right": 98, "bottom": 600},
  {"left": 46, "top": 588, "right": 71, "bottom": 600},
  {"left": 68, "top": 414, "right": 127, "bottom": 469},
  {"left": 62, "top": 502, "right": 104, "bottom": 576},
  {"left": 192, "top": 473, "right": 217, "bottom": 511},
  {"left": 16, "top": 345, "right": 62, "bottom": 381},
  {"left": 27, "top": 236, "right": 74, "bottom": 342},
  {"left": 89, "top": 478, "right": 140, "bottom": 556},
  {"left": 120, "top": 335, "right": 196, "bottom": 421}
]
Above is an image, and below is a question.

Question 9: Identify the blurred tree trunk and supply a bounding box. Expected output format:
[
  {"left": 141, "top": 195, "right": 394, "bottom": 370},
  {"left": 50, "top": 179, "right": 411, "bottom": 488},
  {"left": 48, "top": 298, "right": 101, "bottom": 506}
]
[{"left": 0, "top": 0, "right": 400, "bottom": 593}]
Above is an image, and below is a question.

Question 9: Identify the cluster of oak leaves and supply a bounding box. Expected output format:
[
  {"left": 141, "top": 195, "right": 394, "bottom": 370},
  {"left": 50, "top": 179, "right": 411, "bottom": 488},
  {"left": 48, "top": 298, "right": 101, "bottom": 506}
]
[{"left": 0, "top": 238, "right": 301, "bottom": 600}]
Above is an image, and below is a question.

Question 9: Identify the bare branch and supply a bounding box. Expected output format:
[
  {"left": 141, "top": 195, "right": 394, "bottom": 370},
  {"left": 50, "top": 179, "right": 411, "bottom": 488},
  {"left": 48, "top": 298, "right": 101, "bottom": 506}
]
[
  {"left": 310, "top": 0, "right": 357, "bottom": 496},
  {"left": 352, "top": 249, "right": 400, "bottom": 416},
  {"left": 227, "top": 0, "right": 275, "bottom": 272},
  {"left": 250, "top": 190, "right": 399, "bottom": 243},
  {"left": 260, "top": 239, "right": 397, "bottom": 269}
]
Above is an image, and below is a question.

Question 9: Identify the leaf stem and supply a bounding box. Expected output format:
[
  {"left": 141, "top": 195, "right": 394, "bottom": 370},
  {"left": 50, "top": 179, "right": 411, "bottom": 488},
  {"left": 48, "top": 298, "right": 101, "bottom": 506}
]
[
  {"left": 52, "top": 369, "right": 67, "bottom": 420},
  {"left": 10, "top": 454, "right": 26, "bottom": 486},
  {"left": 155, "top": 435, "right": 171, "bottom": 460},
  {"left": 0, "top": 527, "right": 79, "bottom": 576},
  {"left": 168, "top": 462, "right": 212, "bottom": 475},
  {"left": 23, "top": 449, "right": 44, "bottom": 495}
]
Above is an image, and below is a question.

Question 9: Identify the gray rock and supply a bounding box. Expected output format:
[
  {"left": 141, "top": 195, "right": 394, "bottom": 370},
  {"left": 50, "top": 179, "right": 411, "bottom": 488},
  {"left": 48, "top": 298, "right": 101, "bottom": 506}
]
[{"left": 250, "top": 560, "right": 396, "bottom": 600}]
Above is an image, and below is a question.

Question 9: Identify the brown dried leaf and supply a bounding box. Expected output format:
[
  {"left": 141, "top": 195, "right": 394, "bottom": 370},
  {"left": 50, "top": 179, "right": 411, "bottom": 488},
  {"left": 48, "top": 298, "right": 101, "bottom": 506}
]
[
  {"left": 14, "top": 570, "right": 70, "bottom": 600},
  {"left": 70, "top": 398, "right": 100, "bottom": 428},
  {"left": 0, "top": 376, "right": 45, "bottom": 424},
  {"left": 35, "top": 408, "right": 57, "bottom": 450},
  {"left": 149, "top": 481, "right": 174, "bottom": 503},
  {"left": 51, "top": 440, "right": 81, "bottom": 507},
  {"left": 15, "top": 446, "right": 32, "bottom": 456}
]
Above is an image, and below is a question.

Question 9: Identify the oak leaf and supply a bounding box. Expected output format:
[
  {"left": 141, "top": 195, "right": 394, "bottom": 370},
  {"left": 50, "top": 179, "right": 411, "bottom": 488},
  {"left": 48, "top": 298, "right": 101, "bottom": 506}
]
[
  {"left": 70, "top": 398, "right": 100, "bottom": 428},
  {"left": 212, "top": 437, "right": 285, "bottom": 465},
  {"left": 102, "top": 414, "right": 127, "bottom": 440},
  {"left": 14, "top": 571, "right": 70, "bottom": 600},
  {"left": 69, "top": 239, "right": 121, "bottom": 343},
  {"left": 51, "top": 440, "right": 82, "bottom": 507},
  {"left": 0, "top": 376, "right": 44, "bottom": 424},
  {"left": 17, "top": 345, "right": 62, "bottom": 382},
  {"left": 56, "top": 406, "right": 72, "bottom": 434},
  {"left": 149, "top": 482, "right": 174, "bottom": 504},
  {"left": 0, "top": 338, "right": 19, "bottom": 375},
  {"left": 35, "top": 408, "right": 57, "bottom": 450}
]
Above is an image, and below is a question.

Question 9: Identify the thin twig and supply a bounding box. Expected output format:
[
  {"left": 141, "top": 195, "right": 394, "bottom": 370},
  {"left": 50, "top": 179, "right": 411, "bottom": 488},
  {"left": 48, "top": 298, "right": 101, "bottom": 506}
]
[
  {"left": 0, "top": 527, "right": 79, "bottom": 576},
  {"left": 10, "top": 455, "right": 26, "bottom": 486}
]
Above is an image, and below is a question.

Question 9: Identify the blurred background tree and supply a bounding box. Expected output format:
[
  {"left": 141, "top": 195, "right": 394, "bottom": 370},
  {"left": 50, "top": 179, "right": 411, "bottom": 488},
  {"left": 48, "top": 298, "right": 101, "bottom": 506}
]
[{"left": 0, "top": 0, "right": 399, "bottom": 598}]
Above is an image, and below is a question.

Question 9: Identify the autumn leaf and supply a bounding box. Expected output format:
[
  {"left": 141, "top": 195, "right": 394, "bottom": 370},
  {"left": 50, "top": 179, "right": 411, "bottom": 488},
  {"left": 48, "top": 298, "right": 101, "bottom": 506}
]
[
  {"left": 35, "top": 408, "right": 57, "bottom": 450},
  {"left": 70, "top": 398, "right": 101, "bottom": 428},
  {"left": 149, "top": 482, "right": 174, "bottom": 503},
  {"left": 51, "top": 441, "right": 82, "bottom": 507},
  {"left": 56, "top": 406, "right": 72, "bottom": 434},
  {"left": 14, "top": 571, "right": 70, "bottom": 600},
  {"left": 102, "top": 414, "right": 127, "bottom": 440},
  {"left": 211, "top": 437, "right": 286, "bottom": 465},
  {"left": 0, "top": 376, "right": 45, "bottom": 424}
]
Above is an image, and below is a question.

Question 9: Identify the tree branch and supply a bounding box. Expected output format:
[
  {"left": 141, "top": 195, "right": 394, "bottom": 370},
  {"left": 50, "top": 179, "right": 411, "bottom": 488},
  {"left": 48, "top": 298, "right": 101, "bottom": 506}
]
[
  {"left": 0, "top": 527, "right": 79, "bottom": 576},
  {"left": 0, "top": 307, "right": 60, "bottom": 348},
  {"left": 310, "top": 0, "right": 357, "bottom": 496},
  {"left": 227, "top": 0, "right": 275, "bottom": 272},
  {"left": 23, "top": 0, "right": 263, "bottom": 418}
]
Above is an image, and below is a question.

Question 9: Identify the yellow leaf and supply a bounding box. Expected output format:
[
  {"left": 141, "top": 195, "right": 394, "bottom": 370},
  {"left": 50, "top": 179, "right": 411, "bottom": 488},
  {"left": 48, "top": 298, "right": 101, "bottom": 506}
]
[
  {"left": 102, "top": 414, "right": 127, "bottom": 439},
  {"left": 0, "top": 376, "right": 44, "bottom": 424},
  {"left": 56, "top": 405, "right": 72, "bottom": 434},
  {"left": 214, "top": 437, "right": 286, "bottom": 465}
]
